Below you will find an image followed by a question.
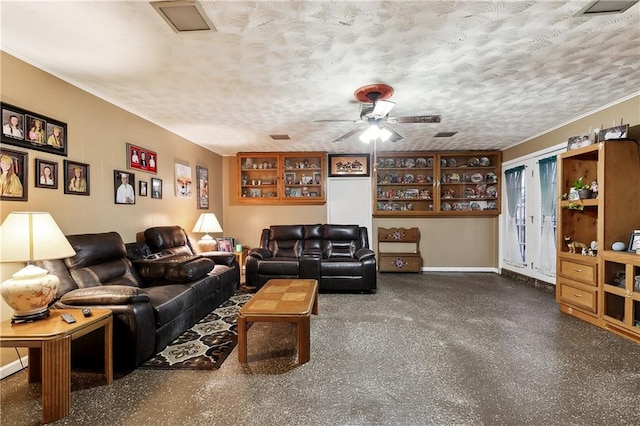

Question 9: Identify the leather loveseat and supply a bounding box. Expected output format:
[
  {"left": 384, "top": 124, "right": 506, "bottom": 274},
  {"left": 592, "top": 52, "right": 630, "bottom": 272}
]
[
  {"left": 245, "top": 224, "right": 376, "bottom": 292},
  {"left": 38, "top": 227, "right": 239, "bottom": 372}
]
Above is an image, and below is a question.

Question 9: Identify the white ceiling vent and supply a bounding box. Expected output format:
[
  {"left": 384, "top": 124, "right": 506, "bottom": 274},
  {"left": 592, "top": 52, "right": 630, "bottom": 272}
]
[
  {"left": 575, "top": 0, "right": 638, "bottom": 16},
  {"left": 151, "top": 1, "right": 216, "bottom": 33}
]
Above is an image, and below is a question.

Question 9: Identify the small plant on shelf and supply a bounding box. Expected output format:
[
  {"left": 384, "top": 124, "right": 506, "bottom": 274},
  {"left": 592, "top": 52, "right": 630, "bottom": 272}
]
[{"left": 572, "top": 177, "right": 593, "bottom": 199}]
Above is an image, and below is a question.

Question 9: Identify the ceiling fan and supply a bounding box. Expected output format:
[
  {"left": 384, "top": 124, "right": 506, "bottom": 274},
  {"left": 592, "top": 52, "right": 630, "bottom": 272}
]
[{"left": 314, "top": 83, "right": 441, "bottom": 143}]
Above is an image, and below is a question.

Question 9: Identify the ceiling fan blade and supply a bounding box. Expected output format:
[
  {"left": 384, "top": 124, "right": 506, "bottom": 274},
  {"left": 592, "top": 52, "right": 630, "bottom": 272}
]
[
  {"left": 372, "top": 100, "right": 395, "bottom": 118},
  {"left": 388, "top": 115, "right": 442, "bottom": 124},
  {"left": 381, "top": 124, "right": 404, "bottom": 143},
  {"left": 333, "top": 124, "right": 367, "bottom": 143},
  {"left": 313, "top": 119, "right": 360, "bottom": 123}
]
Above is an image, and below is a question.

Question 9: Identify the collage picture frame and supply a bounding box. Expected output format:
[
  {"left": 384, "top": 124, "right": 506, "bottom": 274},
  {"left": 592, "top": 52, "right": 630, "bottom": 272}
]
[
  {"left": 2, "top": 102, "right": 68, "bottom": 157},
  {"left": 126, "top": 142, "right": 157, "bottom": 174}
]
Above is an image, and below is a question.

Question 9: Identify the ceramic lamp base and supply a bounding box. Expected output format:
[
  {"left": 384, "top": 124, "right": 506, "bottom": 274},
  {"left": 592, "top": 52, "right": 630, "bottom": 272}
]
[
  {"left": 1, "top": 264, "right": 59, "bottom": 323},
  {"left": 197, "top": 236, "right": 217, "bottom": 253},
  {"left": 11, "top": 309, "right": 51, "bottom": 324}
]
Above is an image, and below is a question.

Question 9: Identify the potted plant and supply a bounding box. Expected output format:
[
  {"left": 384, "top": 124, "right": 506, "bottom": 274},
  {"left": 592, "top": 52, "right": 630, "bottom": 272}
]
[{"left": 573, "top": 177, "right": 592, "bottom": 199}]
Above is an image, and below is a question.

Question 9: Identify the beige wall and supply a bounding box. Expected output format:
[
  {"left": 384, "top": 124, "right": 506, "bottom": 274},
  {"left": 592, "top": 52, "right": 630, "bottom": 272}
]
[{"left": 0, "top": 52, "right": 224, "bottom": 368}]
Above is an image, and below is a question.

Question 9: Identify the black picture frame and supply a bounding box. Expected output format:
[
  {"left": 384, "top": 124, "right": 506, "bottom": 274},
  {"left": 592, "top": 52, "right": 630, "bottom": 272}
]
[
  {"left": 328, "top": 153, "right": 371, "bottom": 177},
  {"left": 196, "top": 165, "right": 209, "bottom": 209},
  {"left": 139, "top": 180, "right": 148, "bottom": 197},
  {"left": 0, "top": 146, "right": 28, "bottom": 201},
  {"left": 114, "top": 170, "right": 135, "bottom": 204},
  {"left": 2, "top": 102, "right": 68, "bottom": 157},
  {"left": 628, "top": 230, "right": 640, "bottom": 253},
  {"left": 35, "top": 158, "right": 58, "bottom": 189},
  {"left": 63, "top": 160, "right": 90, "bottom": 196},
  {"left": 151, "top": 177, "right": 163, "bottom": 199}
]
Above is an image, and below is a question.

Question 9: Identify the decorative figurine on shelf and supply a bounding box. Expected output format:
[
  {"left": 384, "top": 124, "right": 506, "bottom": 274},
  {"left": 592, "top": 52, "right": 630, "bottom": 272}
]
[
  {"left": 564, "top": 236, "right": 588, "bottom": 254},
  {"left": 590, "top": 180, "right": 598, "bottom": 198}
]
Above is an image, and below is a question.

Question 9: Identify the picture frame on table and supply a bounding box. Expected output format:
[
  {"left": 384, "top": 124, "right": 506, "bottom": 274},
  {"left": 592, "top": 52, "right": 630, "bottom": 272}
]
[
  {"left": 126, "top": 142, "right": 157, "bottom": 174},
  {"left": 567, "top": 134, "right": 592, "bottom": 151},
  {"left": 628, "top": 230, "right": 640, "bottom": 253},
  {"left": 35, "top": 158, "right": 58, "bottom": 189},
  {"left": 114, "top": 169, "right": 135, "bottom": 204},
  {"left": 139, "top": 180, "right": 148, "bottom": 197},
  {"left": 2, "top": 102, "right": 68, "bottom": 157},
  {"left": 196, "top": 165, "right": 209, "bottom": 209},
  {"left": 151, "top": 177, "right": 163, "bottom": 199},
  {"left": 216, "top": 237, "right": 234, "bottom": 253},
  {"left": 63, "top": 159, "right": 90, "bottom": 196},
  {"left": 0, "top": 146, "right": 28, "bottom": 201},
  {"left": 328, "top": 153, "right": 370, "bottom": 177}
]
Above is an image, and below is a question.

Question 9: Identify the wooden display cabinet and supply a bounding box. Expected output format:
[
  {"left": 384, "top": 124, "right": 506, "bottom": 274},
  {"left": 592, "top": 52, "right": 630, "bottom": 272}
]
[
  {"left": 373, "top": 151, "right": 501, "bottom": 217},
  {"left": 556, "top": 139, "right": 640, "bottom": 343},
  {"left": 238, "top": 152, "right": 326, "bottom": 205}
]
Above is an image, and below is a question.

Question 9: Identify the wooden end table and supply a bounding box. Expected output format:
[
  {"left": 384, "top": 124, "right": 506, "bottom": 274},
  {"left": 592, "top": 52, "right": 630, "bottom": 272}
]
[
  {"left": 238, "top": 278, "right": 318, "bottom": 364},
  {"left": 0, "top": 309, "right": 113, "bottom": 424}
]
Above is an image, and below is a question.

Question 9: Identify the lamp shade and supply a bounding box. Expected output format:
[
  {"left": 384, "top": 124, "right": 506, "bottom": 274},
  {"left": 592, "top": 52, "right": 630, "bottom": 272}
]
[
  {"left": 0, "top": 212, "right": 76, "bottom": 262},
  {"left": 192, "top": 213, "right": 223, "bottom": 234}
]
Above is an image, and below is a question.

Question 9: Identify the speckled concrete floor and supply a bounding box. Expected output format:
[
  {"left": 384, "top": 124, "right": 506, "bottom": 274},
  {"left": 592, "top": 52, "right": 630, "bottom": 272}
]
[{"left": 2, "top": 272, "right": 640, "bottom": 426}]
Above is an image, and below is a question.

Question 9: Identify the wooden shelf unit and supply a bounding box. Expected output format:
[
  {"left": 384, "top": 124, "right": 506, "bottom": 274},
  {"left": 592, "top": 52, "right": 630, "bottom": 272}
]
[
  {"left": 378, "top": 227, "right": 423, "bottom": 272},
  {"left": 556, "top": 140, "right": 640, "bottom": 343}
]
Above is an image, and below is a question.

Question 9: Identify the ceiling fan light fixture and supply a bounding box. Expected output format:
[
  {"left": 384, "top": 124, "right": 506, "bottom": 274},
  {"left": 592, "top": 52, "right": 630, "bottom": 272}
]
[{"left": 359, "top": 124, "right": 391, "bottom": 143}]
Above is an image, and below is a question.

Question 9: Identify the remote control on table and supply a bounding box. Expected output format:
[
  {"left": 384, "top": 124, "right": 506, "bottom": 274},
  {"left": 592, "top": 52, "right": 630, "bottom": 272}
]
[
  {"left": 82, "top": 308, "right": 92, "bottom": 317},
  {"left": 61, "top": 313, "right": 76, "bottom": 324}
]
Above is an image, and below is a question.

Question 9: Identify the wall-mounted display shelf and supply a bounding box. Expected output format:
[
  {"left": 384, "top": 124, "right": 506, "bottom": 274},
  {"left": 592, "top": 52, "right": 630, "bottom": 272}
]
[
  {"left": 373, "top": 151, "right": 501, "bottom": 217},
  {"left": 237, "top": 152, "right": 326, "bottom": 205}
]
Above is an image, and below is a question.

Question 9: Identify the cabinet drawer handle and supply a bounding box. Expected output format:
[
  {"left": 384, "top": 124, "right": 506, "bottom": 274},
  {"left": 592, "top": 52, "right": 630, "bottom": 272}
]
[
  {"left": 573, "top": 269, "right": 583, "bottom": 272},
  {"left": 573, "top": 293, "right": 582, "bottom": 297}
]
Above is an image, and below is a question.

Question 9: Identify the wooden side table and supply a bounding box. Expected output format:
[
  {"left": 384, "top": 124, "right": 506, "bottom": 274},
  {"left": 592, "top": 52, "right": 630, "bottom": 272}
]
[
  {"left": 234, "top": 248, "right": 249, "bottom": 283},
  {"left": 0, "top": 309, "right": 113, "bottom": 424}
]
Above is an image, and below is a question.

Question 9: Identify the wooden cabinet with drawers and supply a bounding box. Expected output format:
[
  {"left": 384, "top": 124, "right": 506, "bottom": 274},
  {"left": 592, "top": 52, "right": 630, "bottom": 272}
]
[{"left": 555, "top": 139, "right": 640, "bottom": 343}]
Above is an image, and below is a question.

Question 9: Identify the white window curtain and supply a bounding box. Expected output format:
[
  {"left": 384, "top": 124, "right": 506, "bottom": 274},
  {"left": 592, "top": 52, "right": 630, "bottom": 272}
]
[
  {"left": 536, "top": 156, "right": 557, "bottom": 276},
  {"left": 504, "top": 165, "right": 525, "bottom": 265}
]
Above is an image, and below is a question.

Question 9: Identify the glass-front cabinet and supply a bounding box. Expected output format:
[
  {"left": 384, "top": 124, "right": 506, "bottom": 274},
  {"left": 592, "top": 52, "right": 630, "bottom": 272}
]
[
  {"left": 374, "top": 151, "right": 501, "bottom": 217},
  {"left": 602, "top": 251, "right": 640, "bottom": 339},
  {"left": 238, "top": 152, "right": 326, "bottom": 205}
]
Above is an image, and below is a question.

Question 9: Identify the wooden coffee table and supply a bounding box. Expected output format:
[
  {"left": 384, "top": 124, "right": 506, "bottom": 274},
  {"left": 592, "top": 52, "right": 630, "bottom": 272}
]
[
  {"left": 238, "top": 279, "right": 318, "bottom": 364},
  {"left": 0, "top": 309, "right": 113, "bottom": 423}
]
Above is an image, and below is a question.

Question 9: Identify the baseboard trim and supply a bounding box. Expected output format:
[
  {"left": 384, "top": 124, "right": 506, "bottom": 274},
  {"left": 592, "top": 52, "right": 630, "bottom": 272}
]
[
  {"left": 0, "top": 356, "right": 28, "bottom": 380},
  {"left": 421, "top": 267, "right": 500, "bottom": 273}
]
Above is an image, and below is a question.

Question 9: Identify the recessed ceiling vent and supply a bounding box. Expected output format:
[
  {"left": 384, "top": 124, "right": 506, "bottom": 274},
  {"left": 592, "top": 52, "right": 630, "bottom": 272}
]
[
  {"left": 151, "top": 1, "right": 216, "bottom": 33},
  {"left": 575, "top": 0, "right": 638, "bottom": 16},
  {"left": 270, "top": 134, "right": 291, "bottom": 140},
  {"left": 434, "top": 132, "right": 457, "bottom": 138}
]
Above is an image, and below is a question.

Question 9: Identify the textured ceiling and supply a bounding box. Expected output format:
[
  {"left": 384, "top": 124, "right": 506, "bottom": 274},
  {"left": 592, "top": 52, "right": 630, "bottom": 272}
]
[{"left": 1, "top": 1, "right": 639, "bottom": 156}]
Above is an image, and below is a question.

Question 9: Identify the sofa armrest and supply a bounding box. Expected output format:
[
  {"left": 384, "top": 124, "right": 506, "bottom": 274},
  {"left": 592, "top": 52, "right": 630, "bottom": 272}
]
[
  {"left": 300, "top": 249, "right": 321, "bottom": 280},
  {"left": 248, "top": 247, "right": 272, "bottom": 260},
  {"left": 133, "top": 255, "right": 214, "bottom": 283},
  {"left": 199, "top": 252, "right": 236, "bottom": 267},
  {"left": 355, "top": 247, "right": 376, "bottom": 261},
  {"left": 59, "top": 285, "right": 150, "bottom": 305}
]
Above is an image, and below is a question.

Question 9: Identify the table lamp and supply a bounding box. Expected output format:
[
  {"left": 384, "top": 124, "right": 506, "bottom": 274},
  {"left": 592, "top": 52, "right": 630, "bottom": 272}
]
[
  {"left": 0, "top": 212, "right": 76, "bottom": 323},
  {"left": 192, "top": 212, "right": 223, "bottom": 252}
]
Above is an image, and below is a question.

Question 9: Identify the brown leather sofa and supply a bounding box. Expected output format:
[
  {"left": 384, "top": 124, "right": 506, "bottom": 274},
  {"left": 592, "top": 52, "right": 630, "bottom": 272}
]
[
  {"left": 38, "top": 226, "right": 239, "bottom": 372},
  {"left": 246, "top": 224, "right": 376, "bottom": 292}
]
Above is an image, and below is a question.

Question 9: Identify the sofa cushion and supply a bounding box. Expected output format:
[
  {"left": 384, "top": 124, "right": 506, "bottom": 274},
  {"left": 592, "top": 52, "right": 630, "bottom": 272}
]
[
  {"left": 60, "top": 285, "right": 150, "bottom": 305},
  {"left": 144, "top": 226, "right": 195, "bottom": 254},
  {"left": 268, "top": 225, "right": 304, "bottom": 258},
  {"left": 322, "top": 225, "right": 360, "bottom": 258},
  {"left": 69, "top": 259, "right": 142, "bottom": 288},
  {"left": 65, "top": 232, "right": 127, "bottom": 268},
  {"left": 135, "top": 255, "right": 214, "bottom": 283},
  {"left": 144, "top": 284, "right": 197, "bottom": 327},
  {"left": 320, "top": 258, "right": 363, "bottom": 276},
  {"left": 256, "top": 257, "right": 300, "bottom": 275}
]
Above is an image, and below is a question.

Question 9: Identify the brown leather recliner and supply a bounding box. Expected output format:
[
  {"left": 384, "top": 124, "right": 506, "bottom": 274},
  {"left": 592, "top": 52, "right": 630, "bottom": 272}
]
[{"left": 246, "top": 224, "right": 376, "bottom": 292}]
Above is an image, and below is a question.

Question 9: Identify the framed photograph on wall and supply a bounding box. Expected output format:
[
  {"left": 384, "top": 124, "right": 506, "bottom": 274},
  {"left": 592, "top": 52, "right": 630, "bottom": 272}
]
[
  {"left": 139, "top": 180, "right": 148, "bottom": 197},
  {"left": 328, "top": 153, "right": 370, "bottom": 177},
  {"left": 0, "top": 146, "right": 28, "bottom": 201},
  {"left": 175, "top": 162, "right": 192, "bottom": 198},
  {"left": 114, "top": 169, "right": 135, "bottom": 204},
  {"left": 151, "top": 177, "right": 163, "bottom": 199},
  {"left": 216, "top": 237, "right": 234, "bottom": 253},
  {"left": 35, "top": 158, "right": 58, "bottom": 189},
  {"left": 126, "top": 142, "right": 157, "bottom": 174},
  {"left": 2, "top": 102, "right": 68, "bottom": 156},
  {"left": 63, "top": 160, "right": 90, "bottom": 196},
  {"left": 196, "top": 165, "right": 209, "bottom": 209}
]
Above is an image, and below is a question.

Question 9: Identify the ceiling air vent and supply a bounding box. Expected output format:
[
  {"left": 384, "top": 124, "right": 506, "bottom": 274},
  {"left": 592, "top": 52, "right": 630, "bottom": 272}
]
[
  {"left": 150, "top": 1, "right": 216, "bottom": 33},
  {"left": 434, "top": 132, "right": 457, "bottom": 138},
  {"left": 270, "top": 134, "right": 291, "bottom": 140},
  {"left": 575, "top": 0, "right": 638, "bottom": 16}
]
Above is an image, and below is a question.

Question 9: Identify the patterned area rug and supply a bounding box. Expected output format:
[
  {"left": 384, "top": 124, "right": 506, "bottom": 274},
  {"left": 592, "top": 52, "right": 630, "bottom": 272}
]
[{"left": 140, "top": 293, "right": 253, "bottom": 370}]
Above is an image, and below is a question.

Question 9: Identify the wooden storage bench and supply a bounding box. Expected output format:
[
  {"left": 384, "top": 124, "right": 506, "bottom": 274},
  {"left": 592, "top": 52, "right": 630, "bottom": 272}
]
[{"left": 378, "top": 227, "right": 422, "bottom": 273}]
